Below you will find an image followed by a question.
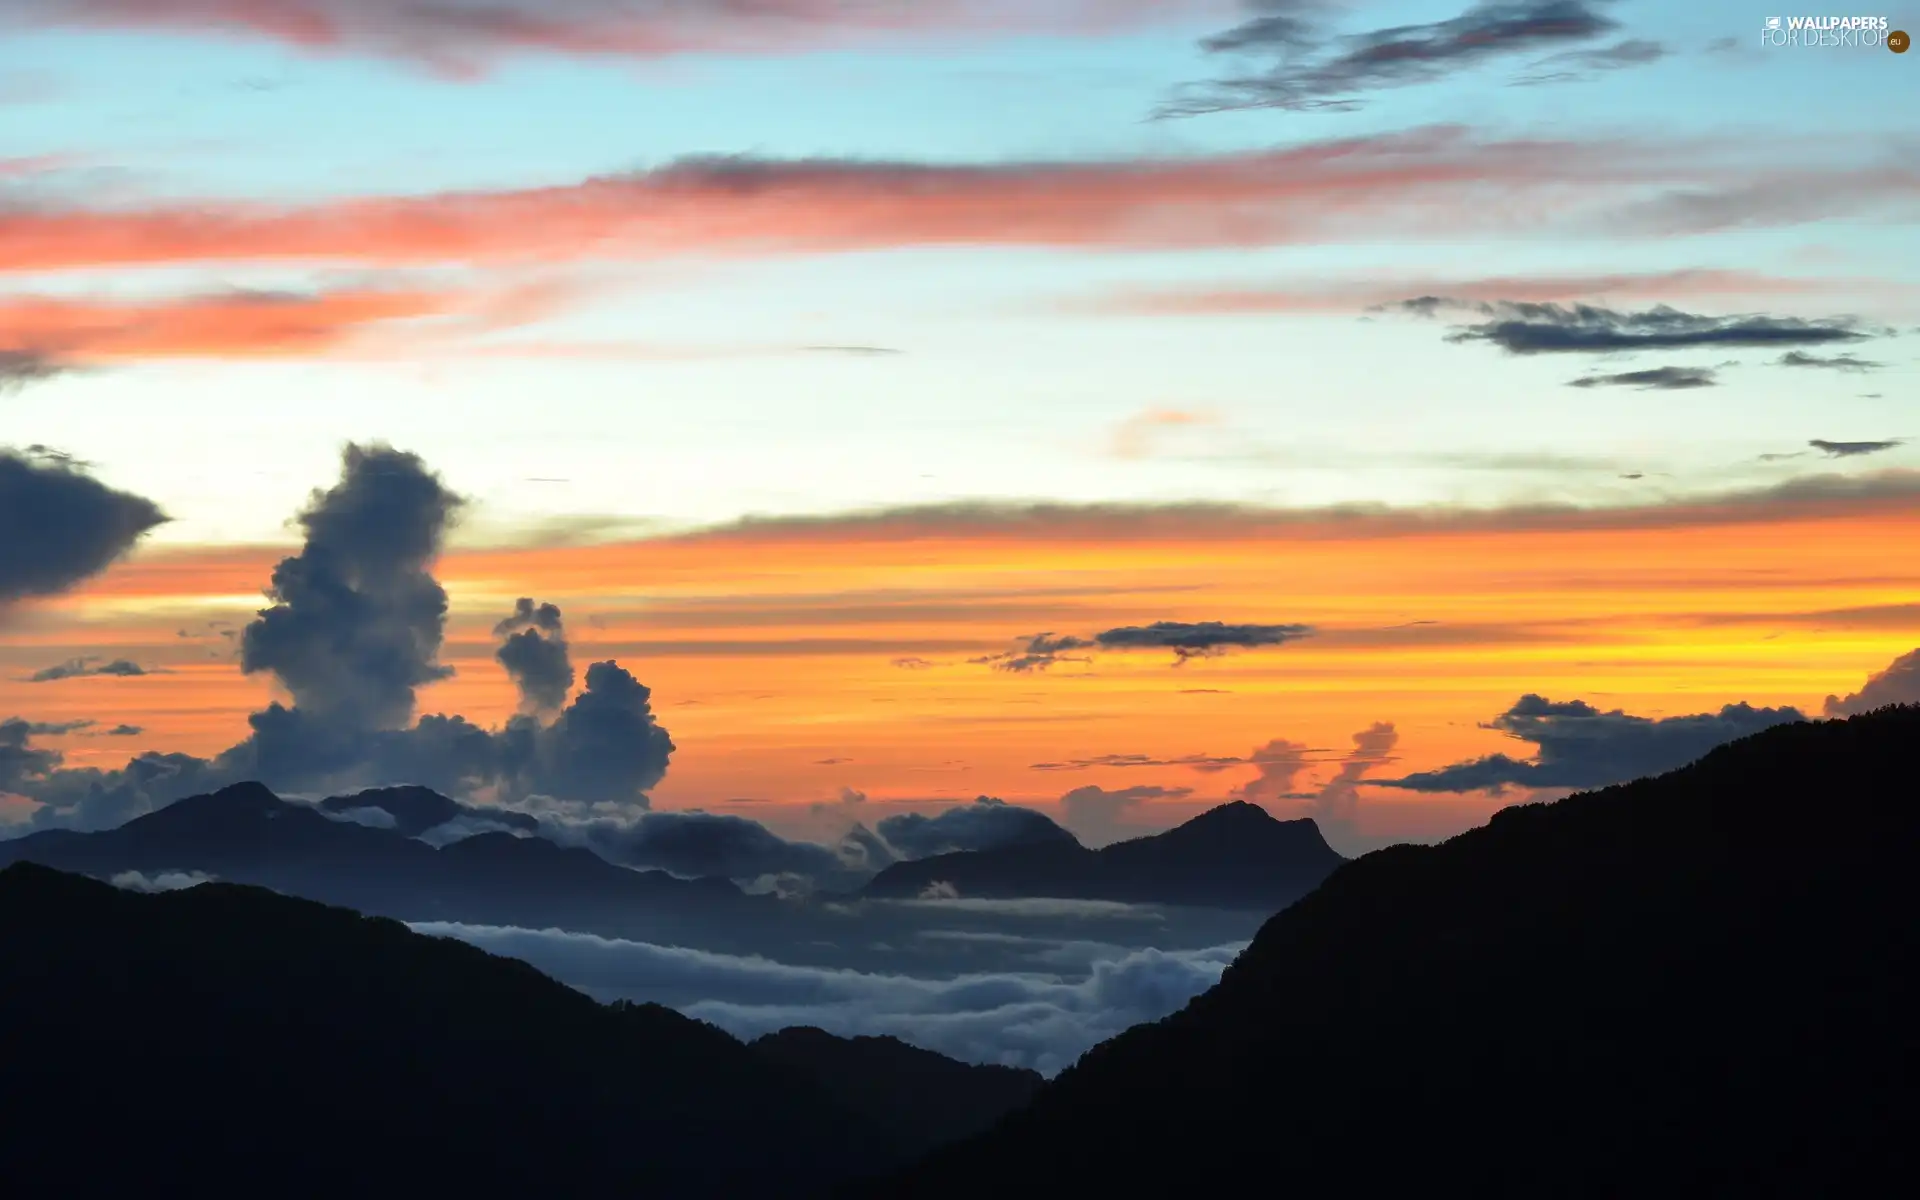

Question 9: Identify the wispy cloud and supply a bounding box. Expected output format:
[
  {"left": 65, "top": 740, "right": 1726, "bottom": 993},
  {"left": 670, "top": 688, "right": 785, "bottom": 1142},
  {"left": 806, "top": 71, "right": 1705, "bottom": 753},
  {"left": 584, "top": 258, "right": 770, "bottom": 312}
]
[
  {"left": 1510, "top": 35, "right": 1664, "bottom": 86},
  {"left": 25, "top": 656, "right": 151, "bottom": 682},
  {"left": 1030, "top": 753, "right": 1248, "bottom": 773},
  {"left": 1079, "top": 269, "right": 1910, "bottom": 317},
  {"left": 0, "top": 285, "right": 571, "bottom": 368},
  {"left": 1385, "top": 298, "right": 1879, "bottom": 354},
  {"left": 630, "top": 471, "right": 1920, "bottom": 548},
  {"left": 1223, "top": 722, "right": 1398, "bottom": 851},
  {"left": 1164, "top": 1, "right": 1654, "bottom": 115},
  {"left": 0, "top": 349, "right": 67, "bottom": 393},
  {"left": 1093, "top": 620, "right": 1314, "bottom": 663},
  {"left": 2, "top": 1, "right": 1200, "bottom": 76},
  {"left": 9, "top": 127, "right": 1906, "bottom": 274},
  {"left": 1776, "top": 350, "right": 1885, "bottom": 372},
  {"left": 1109, "top": 409, "right": 1216, "bottom": 459},
  {"left": 972, "top": 621, "right": 1312, "bottom": 671},
  {"left": 1809, "top": 438, "right": 1905, "bottom": 458},
  {"left": 1567, "top": 366, "right": 1717, "bottom": 390}
]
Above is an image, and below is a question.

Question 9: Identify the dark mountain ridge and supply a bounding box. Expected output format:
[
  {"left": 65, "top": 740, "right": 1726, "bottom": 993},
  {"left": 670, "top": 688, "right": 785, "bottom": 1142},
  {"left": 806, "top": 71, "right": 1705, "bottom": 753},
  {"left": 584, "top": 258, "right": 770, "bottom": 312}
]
[
  {"left": 0, "top": 782, "right": 779, "bottom": 944},
  {"left": 0, "top": 782, "right": 1276, "bottom": 974},
  {"left": 850, "top": 706, "right": 1920, "bottom": 1197},
  {"left": 861, "top": 800, "right": 1345, "bottom": 910},
  {"left": 752, "top": 1026, "right": 1044, "bottom": 1161},
  {"left": 0, "top": 862, "right": 893, "bottom": 1196}
]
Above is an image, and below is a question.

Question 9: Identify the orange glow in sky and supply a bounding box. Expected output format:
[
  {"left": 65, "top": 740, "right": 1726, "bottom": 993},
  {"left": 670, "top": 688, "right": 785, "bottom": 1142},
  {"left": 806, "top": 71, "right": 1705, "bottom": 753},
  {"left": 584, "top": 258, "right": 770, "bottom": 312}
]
[{"left": 7, "top": 492, "right": 1915, "bottom": 848}]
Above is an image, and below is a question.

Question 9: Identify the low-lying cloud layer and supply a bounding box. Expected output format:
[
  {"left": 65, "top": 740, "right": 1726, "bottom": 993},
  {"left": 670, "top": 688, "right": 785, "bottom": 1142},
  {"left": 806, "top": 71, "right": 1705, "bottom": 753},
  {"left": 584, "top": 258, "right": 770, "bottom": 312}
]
[
  {"left": 109, "top": 869, "right": 216, "bottom": 893},
  {"left": 414, "top": 920, "right": 1245, "bottom": 1074}
]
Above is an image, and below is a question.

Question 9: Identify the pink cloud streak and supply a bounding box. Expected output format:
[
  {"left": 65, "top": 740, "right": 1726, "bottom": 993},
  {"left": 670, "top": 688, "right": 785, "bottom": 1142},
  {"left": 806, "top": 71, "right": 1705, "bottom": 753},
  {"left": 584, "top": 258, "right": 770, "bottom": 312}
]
[
  {"left": 11, "top": 1, "right": 1218, "bottom": 73},
  {"left": 0, "top": 280, "right": 573, "bottom": 363},
  {"left": 0, "top": 126, "right": 1775, "bottom": 273}
]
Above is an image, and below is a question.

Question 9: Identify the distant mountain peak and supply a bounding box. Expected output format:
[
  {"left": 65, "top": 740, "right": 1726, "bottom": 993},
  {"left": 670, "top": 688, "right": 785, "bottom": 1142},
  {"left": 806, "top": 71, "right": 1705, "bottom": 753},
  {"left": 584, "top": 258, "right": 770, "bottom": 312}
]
[
  {"left": 159, "top": 781, "right": 288, "bottom": 821},
  {"left": 210, "top": 781, "right": 282, "bottom": 805},
  {"left": 1183, "top": 800, "right": 1281, "bottom": 827},
  {"left": 325, "top": 784, "right": 453, "bottom": 812},
  {"left": 318, "top": 785, "right": 539, "bottom": 838},
  {"left": 862, "top": 795, "right": 1343, "bottom": 909},
  {"left": 1156, "top": 801, "right": 1334, "bottom": 849},
  {"left": 344, "top": 785, "right": 444, "bottom": 800}
]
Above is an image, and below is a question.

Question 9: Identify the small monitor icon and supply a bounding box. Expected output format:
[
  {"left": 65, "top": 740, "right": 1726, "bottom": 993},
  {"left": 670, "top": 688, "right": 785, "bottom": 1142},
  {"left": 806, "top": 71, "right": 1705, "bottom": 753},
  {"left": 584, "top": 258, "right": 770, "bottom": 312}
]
[{"left": 1765, "top": 16, "right": 1781, "bottom": 29}]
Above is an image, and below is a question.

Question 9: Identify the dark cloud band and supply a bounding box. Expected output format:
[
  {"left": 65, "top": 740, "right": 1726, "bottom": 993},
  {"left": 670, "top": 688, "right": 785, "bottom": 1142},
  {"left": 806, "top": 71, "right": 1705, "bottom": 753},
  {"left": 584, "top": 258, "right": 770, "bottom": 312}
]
[
  {"left": 0, "top": 447, "right": 166, "bottom": 606},
  {"left": 1166, "top": 1, "right": 1648, "bottom": 116},
  {"left": 1379, "top": 694, "right": 1807, "bottom": 793}
]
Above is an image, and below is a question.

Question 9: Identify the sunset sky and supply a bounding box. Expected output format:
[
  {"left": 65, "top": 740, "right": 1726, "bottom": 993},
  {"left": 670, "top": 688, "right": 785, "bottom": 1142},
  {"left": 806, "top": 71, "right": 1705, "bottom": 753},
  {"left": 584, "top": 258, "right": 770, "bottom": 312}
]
[{"left": 3, "top": 0, "right": 1917, "bottom": 853}]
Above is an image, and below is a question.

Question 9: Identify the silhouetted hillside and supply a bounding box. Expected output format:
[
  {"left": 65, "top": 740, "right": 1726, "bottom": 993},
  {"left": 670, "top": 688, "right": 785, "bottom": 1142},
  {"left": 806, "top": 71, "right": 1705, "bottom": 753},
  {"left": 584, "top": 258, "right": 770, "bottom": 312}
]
[
  {"left": 0, "top": 782, "right": 782, "bottom": 946},
  {"left": 851, "top": 707, "right": 1920, "bottom": 1198},
  {"left": 753, "top": 1027, "right": 1043, "bottom": 1159},
  {"left": 0, "top": 863, "right": 899, "bottom": 1195},
  {"left": 861, "top": 801, "right": 1344, "bottom": 910}
]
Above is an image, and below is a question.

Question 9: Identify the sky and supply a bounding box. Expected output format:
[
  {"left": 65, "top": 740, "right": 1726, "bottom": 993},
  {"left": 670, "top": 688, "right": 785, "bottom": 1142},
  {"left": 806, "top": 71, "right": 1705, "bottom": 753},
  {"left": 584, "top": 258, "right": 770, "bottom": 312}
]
[{"left": 3, "top": 0, "right": 1919, "bottom": 855}]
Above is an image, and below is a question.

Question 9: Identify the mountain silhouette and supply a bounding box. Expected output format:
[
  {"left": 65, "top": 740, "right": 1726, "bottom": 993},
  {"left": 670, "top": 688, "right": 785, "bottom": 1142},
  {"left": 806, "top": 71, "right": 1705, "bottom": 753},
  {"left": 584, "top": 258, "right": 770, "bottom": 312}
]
[
  {"left": 0, "top": 782, "right": 780, "bottom": 946},
  {"left": 849, "top": 707, "right": 1920, "bottom": 1197},
  {"left": 0, "top": 783, "right": 1277, "bottom": 976},
  {"left": 318, "top": 784, "right": 539, "bottom": 838},
  {"left": 752, "top": 1027, "right": 1043, "bottom": 1160},
  {"left": 0, "top": 863, "right": 906, "bottom": 1195},
  {"left": 860, "top": 801, "right": 1345, "bottom": 910}
]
